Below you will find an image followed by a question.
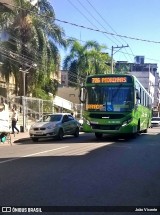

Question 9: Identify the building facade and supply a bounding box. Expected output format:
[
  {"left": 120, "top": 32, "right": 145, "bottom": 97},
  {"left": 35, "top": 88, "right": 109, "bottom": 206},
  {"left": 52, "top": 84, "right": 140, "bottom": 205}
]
[
  {"left": 60, "top": 70, "right": 68, "bottom": 87},
  {"left": 115, "top": 56, "right": 160, "bottom": 113}
]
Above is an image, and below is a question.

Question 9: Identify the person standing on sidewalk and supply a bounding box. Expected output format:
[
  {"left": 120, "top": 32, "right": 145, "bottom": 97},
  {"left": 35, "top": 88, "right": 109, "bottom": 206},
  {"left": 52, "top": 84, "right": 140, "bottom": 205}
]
[{"left": 11, "top": 107, "right": 19, "bottom": 134}]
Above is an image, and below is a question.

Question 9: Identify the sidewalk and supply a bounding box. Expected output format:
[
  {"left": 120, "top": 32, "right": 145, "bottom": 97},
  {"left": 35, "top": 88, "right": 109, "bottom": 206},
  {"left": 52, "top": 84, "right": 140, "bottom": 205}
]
[
  {"left": 11, "top": 131, "right": 30, "bottom": 143},
  {"left": 0, "top": 131, "right": 30, "bottom": 146}
]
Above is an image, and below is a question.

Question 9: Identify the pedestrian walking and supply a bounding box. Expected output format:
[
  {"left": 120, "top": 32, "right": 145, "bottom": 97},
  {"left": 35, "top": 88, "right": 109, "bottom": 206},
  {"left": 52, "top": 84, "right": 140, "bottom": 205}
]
[{"left": 11, "top": 107, "right": 19, "bottom": 134}]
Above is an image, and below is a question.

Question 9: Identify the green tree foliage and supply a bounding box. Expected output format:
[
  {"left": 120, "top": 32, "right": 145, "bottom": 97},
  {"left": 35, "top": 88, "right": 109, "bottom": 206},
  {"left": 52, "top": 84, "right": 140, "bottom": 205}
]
[
  {"left": 63, "top": 39, "right": 111, "bottom": 87},
  {"left": 114, "top": 63, "right": 130, "bottom": 74},
  {"left": 0, "top": 0, "right": 66, "bottom": 99}
]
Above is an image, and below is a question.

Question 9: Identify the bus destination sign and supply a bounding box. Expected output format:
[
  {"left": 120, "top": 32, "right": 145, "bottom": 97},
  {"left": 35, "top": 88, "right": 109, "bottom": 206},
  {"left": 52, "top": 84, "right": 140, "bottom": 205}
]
[{"left": 90, "top": 77, "right": 127, "bottom": 84}]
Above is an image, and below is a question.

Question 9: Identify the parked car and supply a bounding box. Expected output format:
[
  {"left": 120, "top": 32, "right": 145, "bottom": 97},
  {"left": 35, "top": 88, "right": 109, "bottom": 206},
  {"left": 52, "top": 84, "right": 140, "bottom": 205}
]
[
  {"left": 150, "top": 117, "right": 160, "bottom": 128},
  {"left": 29, "top": 113, "right": 80, "bottom": 141}
]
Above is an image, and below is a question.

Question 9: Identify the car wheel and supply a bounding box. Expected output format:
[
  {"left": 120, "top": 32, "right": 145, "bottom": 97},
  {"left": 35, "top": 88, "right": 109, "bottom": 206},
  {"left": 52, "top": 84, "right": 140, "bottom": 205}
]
[
  {"left": 74, "top": 127, "right": 79, "bottom": 137},
  {"left": 32, "top": 138, "right": 38, "bottom": 142},
  {"left": 57, "top": 129, "right": 64, "bottom": 140},
  {"left": 95, "top": 132, "right": 103, "bottom": 139}
]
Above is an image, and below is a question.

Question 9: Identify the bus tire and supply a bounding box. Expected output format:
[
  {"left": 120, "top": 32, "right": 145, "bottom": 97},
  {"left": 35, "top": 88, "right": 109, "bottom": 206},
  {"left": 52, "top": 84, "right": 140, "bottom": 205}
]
[
  {"left": 143, "top": 129, "right": 148, "bottom": 133},
  {"left": 95, "top": 132, "right": 103, "bottom": 139},
  {"left": 137, "top": 120, "right": 140, "bottom": 133}
]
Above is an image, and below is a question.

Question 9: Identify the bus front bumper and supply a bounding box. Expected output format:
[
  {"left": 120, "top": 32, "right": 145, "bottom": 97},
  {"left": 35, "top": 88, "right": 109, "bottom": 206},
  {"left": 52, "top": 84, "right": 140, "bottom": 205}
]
[{"left": 83, "top": 123, "right": 137, "bottom": 134}]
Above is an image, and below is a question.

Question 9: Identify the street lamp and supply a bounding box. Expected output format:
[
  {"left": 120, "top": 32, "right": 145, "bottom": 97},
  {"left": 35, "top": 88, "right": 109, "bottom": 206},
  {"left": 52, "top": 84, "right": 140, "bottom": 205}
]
[{"left": 19, "top": 64, "right": 37, "bottom": 132}]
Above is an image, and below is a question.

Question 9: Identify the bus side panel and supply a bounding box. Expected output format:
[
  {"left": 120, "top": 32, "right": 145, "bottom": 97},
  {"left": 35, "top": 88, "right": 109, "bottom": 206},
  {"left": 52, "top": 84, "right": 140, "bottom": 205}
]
[{"left": 133, "top": 105, "right": 152, "bottom": 132}]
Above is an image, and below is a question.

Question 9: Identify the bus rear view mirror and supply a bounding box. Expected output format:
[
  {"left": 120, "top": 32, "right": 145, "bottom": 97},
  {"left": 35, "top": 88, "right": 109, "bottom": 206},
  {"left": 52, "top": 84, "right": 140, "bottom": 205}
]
[{"left": 79, "top": 86, "right": 87, "bottom": 103}]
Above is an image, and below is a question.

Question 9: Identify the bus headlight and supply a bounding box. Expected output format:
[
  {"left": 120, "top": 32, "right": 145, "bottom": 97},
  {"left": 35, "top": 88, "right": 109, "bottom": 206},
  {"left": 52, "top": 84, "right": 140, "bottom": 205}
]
[{"left": 122, "top": 118, "right": 132, "bottom": 127}]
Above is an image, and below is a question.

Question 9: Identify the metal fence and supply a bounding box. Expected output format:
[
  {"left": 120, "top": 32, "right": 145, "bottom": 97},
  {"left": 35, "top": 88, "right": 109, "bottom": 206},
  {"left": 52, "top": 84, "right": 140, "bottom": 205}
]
[
  {"left": 0, "top": 95, "right": 83, "bottom": 131},
  {"left": 11, "top": 96, "right": 56, "bottom": 124}
]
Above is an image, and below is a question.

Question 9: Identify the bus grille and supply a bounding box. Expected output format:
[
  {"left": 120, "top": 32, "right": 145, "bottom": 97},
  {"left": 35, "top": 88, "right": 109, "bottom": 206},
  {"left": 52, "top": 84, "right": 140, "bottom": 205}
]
[
  {"left": 90, "top": 124, "right": 121, "bottom": 130},
  {"left": 89, "top": 113, "right": 125, "bottom": 119}
]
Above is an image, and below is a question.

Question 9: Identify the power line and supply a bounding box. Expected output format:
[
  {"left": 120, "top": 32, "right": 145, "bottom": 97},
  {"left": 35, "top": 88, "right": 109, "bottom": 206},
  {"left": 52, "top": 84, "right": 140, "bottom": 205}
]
[
  {"left": 111, "top": 45, "right": 129, "bottom": 74},
  {"left": 0, "top": 46, "right": 86, "bottom": 82},
  {"left": 86, "top": 0, "right": 120, "bottom": 38},
  {"left": 74, "top": 0, "right": 132, "bottom": 63},
  {"left": 64, "top": 34, "right": 160, "bottom": 64},
  {"left": 84, "top": 0, "right": 133, "bottom": 62},
  {"left": 67, "top": 0, "right": 132, "bottom": 62},
  {"left": 0, "top": 46, "right": 35, "bottom": 67},
  {"left": 2, "top": 34, "right": 43, "bottom": 63},
  {"left": 55, "top": 18, "right": 160, "bottom": 44},
  {"left": 76, "top": 0, "right": 124, "bottom": 46},
  {"left": 66, "top": 0, "right": 117, "bottom": 45},
  {"left": 3, "top": 2, "right": 160, "bottom": 44},
  {"left": 2, "top": 2, "right": 160, "bottom": 65}
]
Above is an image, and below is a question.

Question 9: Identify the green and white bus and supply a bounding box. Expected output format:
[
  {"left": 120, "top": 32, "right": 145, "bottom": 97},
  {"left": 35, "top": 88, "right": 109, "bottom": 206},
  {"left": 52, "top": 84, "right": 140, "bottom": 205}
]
[{"left": 79, "top": 74, "right": 152, "bottom": 139}]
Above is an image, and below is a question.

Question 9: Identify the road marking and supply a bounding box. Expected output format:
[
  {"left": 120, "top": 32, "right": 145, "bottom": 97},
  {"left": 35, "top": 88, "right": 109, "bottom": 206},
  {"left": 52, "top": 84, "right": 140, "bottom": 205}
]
[{"left": 0, "top": 146, "right": 69, "bottom": 164}]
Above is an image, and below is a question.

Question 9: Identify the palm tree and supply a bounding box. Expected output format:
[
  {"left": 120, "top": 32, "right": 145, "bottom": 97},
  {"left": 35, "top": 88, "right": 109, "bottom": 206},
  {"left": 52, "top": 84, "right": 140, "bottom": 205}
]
[
  {"left": 63, "top": 40, "right": 111, "bottom": 87},
  {"left": 0, "top": 0, "right": 67, "bottom": 98}
]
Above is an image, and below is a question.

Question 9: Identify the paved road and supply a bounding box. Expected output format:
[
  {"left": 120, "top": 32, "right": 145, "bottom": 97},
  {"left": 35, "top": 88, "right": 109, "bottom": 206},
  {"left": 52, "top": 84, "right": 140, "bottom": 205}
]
[{"left": 0, "top": 129, "right": 160, "bottom": 214}]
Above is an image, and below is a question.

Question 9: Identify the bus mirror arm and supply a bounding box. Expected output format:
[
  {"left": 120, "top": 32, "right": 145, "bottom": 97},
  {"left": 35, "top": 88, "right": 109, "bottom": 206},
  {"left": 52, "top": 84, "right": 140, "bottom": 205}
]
[
  {"left": 79, "top": 95, "right": 85, "bottom": 103},
  {"left": 79, "top": 95, "right": 86, "bottom": 103},
  {"left": 79, "top": 86, "right": 86, "bottom": 103}
]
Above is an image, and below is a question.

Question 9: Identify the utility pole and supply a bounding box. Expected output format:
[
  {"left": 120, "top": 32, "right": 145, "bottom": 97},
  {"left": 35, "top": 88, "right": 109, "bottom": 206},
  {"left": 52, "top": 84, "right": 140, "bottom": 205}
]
[
  {"left": 19, "top": 64, "right": 37, "bottom": 132},
  {"left": 111, "top": 45, "right": 129, "bottom": 74}
]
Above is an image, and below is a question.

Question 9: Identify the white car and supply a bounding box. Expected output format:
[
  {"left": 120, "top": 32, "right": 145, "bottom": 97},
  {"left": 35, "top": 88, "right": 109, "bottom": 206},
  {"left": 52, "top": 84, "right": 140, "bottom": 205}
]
[
  {"left": 151, "top": 117, "right": 160, "bottom": 128},
  {"left": 29, "top": 113, "right": 80, "bottom": 141}
]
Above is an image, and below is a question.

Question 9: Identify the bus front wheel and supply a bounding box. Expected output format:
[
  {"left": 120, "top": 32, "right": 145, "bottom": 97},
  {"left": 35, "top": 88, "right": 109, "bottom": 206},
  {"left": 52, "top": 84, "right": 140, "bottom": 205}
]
[{"left": 95, "top": 132, "right": 103, "bottom": 139}]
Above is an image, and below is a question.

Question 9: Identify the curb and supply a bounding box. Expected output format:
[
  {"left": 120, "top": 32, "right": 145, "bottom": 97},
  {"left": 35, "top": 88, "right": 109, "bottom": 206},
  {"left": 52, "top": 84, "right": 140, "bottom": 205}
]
[{"left": 13, "top": 137, "right": 30, "bottom": 143}]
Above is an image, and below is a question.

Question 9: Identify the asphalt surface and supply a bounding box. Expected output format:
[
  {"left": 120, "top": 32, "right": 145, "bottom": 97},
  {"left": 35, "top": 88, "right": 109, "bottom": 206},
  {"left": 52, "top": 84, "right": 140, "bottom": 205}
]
[{"left": 0, "top": 129, "right": 160, "bottom": 215}]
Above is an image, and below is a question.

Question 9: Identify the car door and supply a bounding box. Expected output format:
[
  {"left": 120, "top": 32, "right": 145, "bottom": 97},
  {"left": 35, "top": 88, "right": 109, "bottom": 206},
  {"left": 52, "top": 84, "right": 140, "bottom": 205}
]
[
  {"left": 62, "top": 115, "right": 71, "bottom": 134},
  {"left": 67, "top": 114, "right": 77, "bottom": 133}
]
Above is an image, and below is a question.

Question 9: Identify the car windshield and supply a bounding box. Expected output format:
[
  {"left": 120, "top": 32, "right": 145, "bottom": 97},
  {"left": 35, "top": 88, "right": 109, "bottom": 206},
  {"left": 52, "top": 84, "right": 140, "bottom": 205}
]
[
  {"left": 43, "top": 114, "right": 62, "bottom": 122},
  {"left": 152, "top": 117, "right": 160, "bottom": 121}
]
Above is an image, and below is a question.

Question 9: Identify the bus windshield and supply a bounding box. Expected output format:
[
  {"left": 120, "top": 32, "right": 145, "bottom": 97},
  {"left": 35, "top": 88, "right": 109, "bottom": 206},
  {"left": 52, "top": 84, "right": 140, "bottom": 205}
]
[{"left": 86, "top": 85, "right": 133, "bottom": 112}]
